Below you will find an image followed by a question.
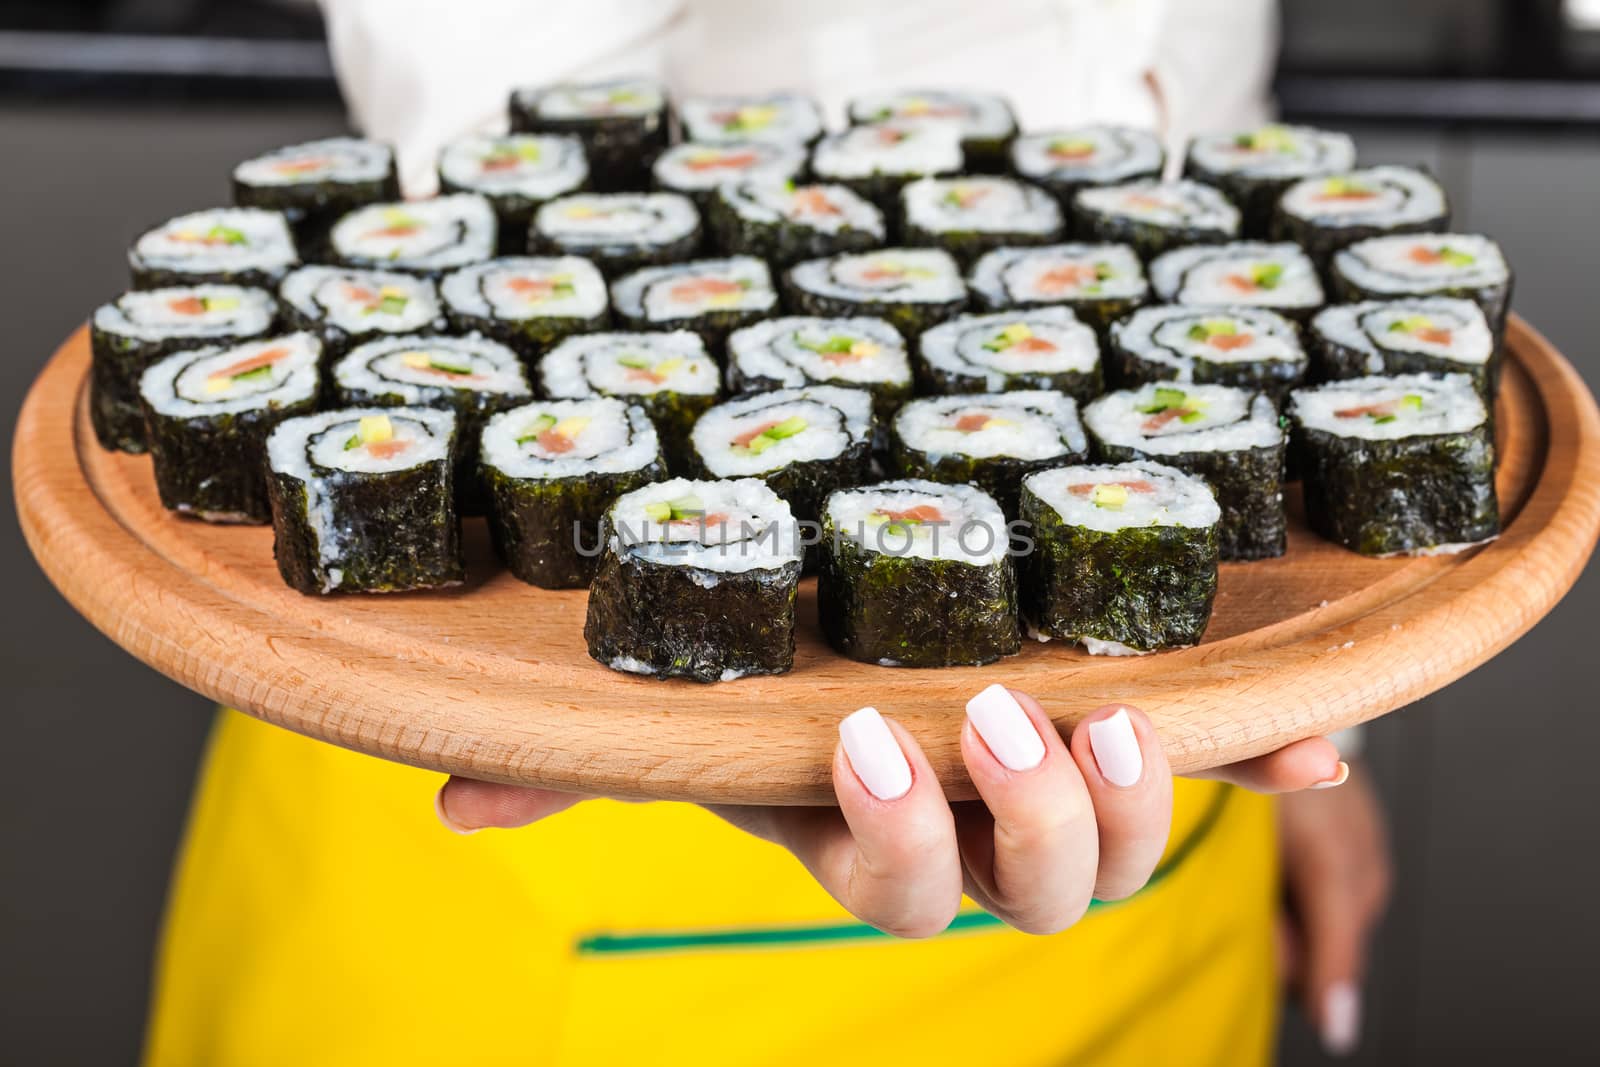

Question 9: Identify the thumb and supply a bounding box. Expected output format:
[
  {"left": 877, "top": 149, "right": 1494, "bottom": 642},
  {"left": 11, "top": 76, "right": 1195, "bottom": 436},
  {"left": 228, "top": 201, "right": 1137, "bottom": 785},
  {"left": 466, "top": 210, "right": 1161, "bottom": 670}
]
[{"left": 434, "top": 776, "right": 586, "bottom": 833}]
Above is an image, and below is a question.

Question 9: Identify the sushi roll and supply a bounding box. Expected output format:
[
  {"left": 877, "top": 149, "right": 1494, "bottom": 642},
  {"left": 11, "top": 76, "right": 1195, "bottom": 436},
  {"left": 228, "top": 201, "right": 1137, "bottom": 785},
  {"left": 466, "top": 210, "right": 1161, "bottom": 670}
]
[
  {"left": 1290, "top": 373, "right": 1499, "bottom": 556},
  {"left": 1009, "top": 126, "right": 1165, "bottom": 210},
  {"left": 889, "top": 390, "right": 1089, "bottom": 516},
  {"left": 1309, "top": 298, "right": 1498, "bottom": 398},
  {"left": 819, "top": 480, "right": 1020, "bottom": 668},
  {"left": 437, "top": 133, "right": 588, "bottom": 252},
  {"left": 129, "top": 207, "right": 298, "bottom": 290},
  {"left": 651, "top": 141, "right": 808, "bottom": 207},
  {"left": 528, "top": 192, "right": 702, "bottom": 276},
  {"left": 916, "top": 307, "right": 1102, "bottom": 405},
  {"left": 725, "top": 316, "right": 913, "bottom": 429},
  {"left": 266, "top": 407, "right": 464, "bottom": 595},
  {"left": 1329, "top": 233, "right": 1512, "bottom": 345},
  {"left": 1185, "top": 124, "right": 1357, "bottom": 236},
  {"left": 584, "top": 477, "right": 802, "bottom": 683},
  {"left": 899, "top": 176, "right": 1065, "bottom": 266},
  {"left": 968, "top": 243, "right": 1147, "bottom": 334},
  {"left": 138, "top": 333, "right": 321, "bottom": 524},
  {"left": 510, "top": 76, "right": 670, "bottom": 191},
  {"left": 330, "top": 334, "right": 532, "bottom": 514},
  {"left": 847, "top": 89, "right": 1017, "bottom": 172},
  {"left": 231, "top": 138, "right": 398, "bottom": 253},
  {"left": 440, "top": 256, "right": 609, "bottom": 361},
  {"left": 1109, "top": 305, "right": 1308, "bottom": 401},
  {"left": 89, "top": 285, "right": 278, "bottom": 453},
  {"left": 1083, "top": 383, "right": 1287, "bottom": 561},
  {"left": 809, "top": 123, "right": 964, "bottom": 212},
  {"left": 328, "top": 194, "right": 496, "bottom": 279},
  {"left": 689, "top": 385, "right": 874, "bottom": 527},
  {"left": 677, "top": 91, "right": 825, "bottom": 147},
  {"left": 1019, "top": 462, "right": 1220, "bottom": 655},
  {"left": 279, "top": 266, "right": 444, "bottom": 358},
  {"left": 1072, "top": 179, "right": 1241, "bottom": 261},
  {"left": 707, "top": 181, "right": 885, "bottom": 266},
  {"left": 1271, "top": 165, "right": 1450, "bottom": 274},
  {"left": 611, "top": 256, "right": 777, "bottom": 351},
  {"left": 539, "top": 331, "right": 721, "bottom": 472},
  {"left": 784, "top": 248, "right": 967, "bottom": 337},
  {"left": 1148, "top": 242, "right": 1324, "bottom": 324},
  {"left": 480, "top": 397, "right": 666, "bottom": 588}
]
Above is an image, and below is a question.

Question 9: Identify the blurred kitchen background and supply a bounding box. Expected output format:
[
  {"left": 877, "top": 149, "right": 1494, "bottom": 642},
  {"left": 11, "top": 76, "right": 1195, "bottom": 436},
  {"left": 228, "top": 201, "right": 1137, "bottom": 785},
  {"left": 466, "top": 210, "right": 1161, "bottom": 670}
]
[{"left": 2, "top": 1, "right": 1598, "bottom": 1064}]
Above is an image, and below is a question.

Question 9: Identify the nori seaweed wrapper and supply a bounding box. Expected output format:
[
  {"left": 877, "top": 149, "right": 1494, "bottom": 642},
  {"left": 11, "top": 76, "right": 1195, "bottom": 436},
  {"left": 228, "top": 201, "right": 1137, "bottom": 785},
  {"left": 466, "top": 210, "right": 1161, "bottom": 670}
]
[
  {"left": 234, "top": 161, "right": 399, "bottom": 260},
  {"left": 613, "top": 303, "right": 769, "bottom": 355},
  {"left": 692, "top": 442, "right": 873, "bottom": 530},
  {"left": 1329, "top": 245, "right": 1514, "bottom": 348},
  {"left": 528, "top": 210, "right": 703, "bottom": 278},
  {"left": 635, "top": 392, "right": 720, "bottom": 474},
  {"left": 916, "top": 359, "right": 1101, "bottom": 408},
  {"left": 1108, "top": 309, "right": 1308, "bottom": 404},
  {"left": 1309, "top": 304, "right": 1500, "bottom": 401},
  {"left": 784, "top": 283, "right": 966, "bottom": 338},
  {"left": 1072, "top": 183, "right": 1238, "bottom": 262},
  {"left": 485, "top": 463, "right": 665, "bottom": 588},
  {"left": 1274, "top": 213, "right": 1447, "bottom": 282},
  {"left": 146, "top": 396, "right": 318, "bottom": 523},
  {"left": 706, "top": 187, "right": 883, "bottom": 267},
  {"left": 446, "top": 303, "right": 610, "bottom": 363},
  {"left": 509, "top": 83, "right": 668, "bottom": 192},
  {"left": 731, "top": 369, "right": 912, "bottom": 441}
]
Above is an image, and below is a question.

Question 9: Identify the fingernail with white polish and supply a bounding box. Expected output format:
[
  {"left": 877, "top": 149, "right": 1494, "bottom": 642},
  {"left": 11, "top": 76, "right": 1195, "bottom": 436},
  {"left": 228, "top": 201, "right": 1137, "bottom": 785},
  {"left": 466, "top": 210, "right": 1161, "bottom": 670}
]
[
  {"left": 1312, "top": 761, "right": 1351, "bottom": 790},
  {"left": 1088, "top": 708, "right": 1143, "bottom": 788},
  {"left": 966, "top": 683, "right": 1045, "bottom": 772},
  {"left": 840, "top": 707, "right": 913, "bottom": 801},
  {"left": 434, "top": 787, "right": 481, "bottom": 835},
  {"left": 1322, "top": 981, "right": 1361, "bottom": 1056}
]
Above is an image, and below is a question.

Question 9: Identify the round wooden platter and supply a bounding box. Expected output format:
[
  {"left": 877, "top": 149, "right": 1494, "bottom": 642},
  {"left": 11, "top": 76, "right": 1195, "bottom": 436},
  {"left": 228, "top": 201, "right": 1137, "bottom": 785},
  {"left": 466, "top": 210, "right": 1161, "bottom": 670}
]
[{"left": 14, "top": 318, "right": 1600, "bottom": 804}]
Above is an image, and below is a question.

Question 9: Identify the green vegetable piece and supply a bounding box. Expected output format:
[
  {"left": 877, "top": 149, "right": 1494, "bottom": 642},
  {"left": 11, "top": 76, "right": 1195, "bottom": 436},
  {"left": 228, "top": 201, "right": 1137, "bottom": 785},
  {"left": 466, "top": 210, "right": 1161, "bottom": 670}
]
[
  {"left": 1400, "top": 394, "right": 1424, "bottom": 411},
  {"left": 616, "top": 353, "right": 653, "bottom": 370},
  {"left": 1187, "top": 319, "right": 1237, "bottom": 341},
  {"left": 1251, "top": 263, "right": 1284, "bottom": 290},
  {"left": 643, "top": 501, "right": 673, "bottom": 522},
  {"left": 1387, "top": 315, "right": 1434, "bottom": 334},
  {"left": 208, "top": 225, "right": 248, "bottom": 246},
  {"left": 764, "top": 415, "right": 809, "bottom": 440},
  {"left": 343, "top": 434, "right": 361, "bottom": 451},
  {"left": 1139, "top": 387, "right": 1190, "bottom": 414},
  {"left": 373, "top": 294, "right": 408, "bottom": 316},
  {"left": 666, "top": 494, "right": 704, "bottom": 520},
  {"left": 515, "top": 413, "right": 558, "bottom": 445},
  {"left": 230, "top": 364, "right": 275, "bottom": 384},
  {"left": 204, "top": 295, "right": 241, "bottom": 312},
  {"left": 429, "top": 357, "right": 474, "bottom": 375},
  {"left": 1439, "top": 247, "right": 1477, "bottom": 268}
]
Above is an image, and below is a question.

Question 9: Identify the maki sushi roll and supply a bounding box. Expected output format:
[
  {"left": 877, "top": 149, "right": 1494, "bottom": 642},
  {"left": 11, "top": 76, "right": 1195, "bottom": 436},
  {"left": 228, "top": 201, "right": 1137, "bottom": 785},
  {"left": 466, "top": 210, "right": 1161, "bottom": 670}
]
[
  {"left": 652, "top": 142, "right": 808, "bottom": 207},
  {"left": 1291, "top": 373, "right": 1499, "bottom": 556},
  {"left": 726, "top": 316, "right": 913, "bottom": 429},
  {"left": 266, "top": 407, "right": 463, "bottom": 595},
  {"left": 689, "top": 385, "right": 874, "bottom": 526},
  {"left": 437, "top": 133, "right": 588, "bottom": 252},
  {"left": 510, "top": 76, "right": 669, "bottom": 191},
  {"left": 900, "top": 176, "right": 1065, "bottom": 266},
  {"left": 231, "top": 138, "right": 398, "bottom": 253},
  {"left": 611, "top": 256, "right": 777, "bottom": 351},
  {"left": 330, "top": 334, "right": 532, "bottom": 514},
  {"left": 1310, "top": 298, "right": 1498, "bottom": 398},
  {"left": 810, "top": 123, "right": 964, "bottom": 212},
  {"left": 1109, "top": 305, "right": 1308, "bottom": 401},
  {"left": 1149, "top": 242, "right": 1324, "bottom": 323},
  {"left": 847, "top": 89, "right": 1017, "bottom": 172},
  {"left": 529, "top": 192, "right": 701, "bottom": 276},
  {"left": 1009, "top": 126, "right": 1165, "bottom": 210},
  {"left": 138, "top": 333, "right": 321, "bottom": 524},
  {"left": 440, "top": 256, "right": 609, "bottom": 360},
  {"left": 784, "top": 248, "right": 967, "bottom": 336},
  {"left": 889, "top": 391, "right": 1089, "bottom": 516},
  {"left": 279, "top": 266, "right": 443, "bottom": 358},
  {"left": 916, "top": 307, "right": 1102, "bottom": 405},
  {"left": 129, "top": 207, "right": 298, "bottom": 290},
  {"left": 328, "top": 194, "right": 496, "bottom": 278},
  {"left": 968, "top": 243, "right": 1147, "bottom": 334},
  {"left": 1271, "top": 165, "right": 1450, "bottom": 274},
  {"left": 1019, "top": 462, "right": 1220, "bottom": 655},
  {"left": 1072, "top": 179, "right": 1241, "bottom": 261},
  {"left": 539, "top": 331, "right": 720, "bottom": 472},
  {"left": 1083, "top": 383, "right": 1287, "bottom": 561},
  {"left": 584, "top": 477, "right": 802, "bottom": 683},
  {"left": 1329, "top": 233, "right": 1512, "bottom": 345},
  {"left": 819, "top": 480, "right": 1021, "bottom": 668},
  {"left": 1185, "top": 124, "right": 1357, "bottom": 236},
  {"left": 677, "top": 91, "right": 825, "bottom": 147},
  {"left": 89, "top": 284, "right": 278, "bottom": 453},
  {"left": 480, "top": 397, "right": 666, "bottom": 588},
  {"left": 707, "top": 181, "right": 885, "bottom": 266}
]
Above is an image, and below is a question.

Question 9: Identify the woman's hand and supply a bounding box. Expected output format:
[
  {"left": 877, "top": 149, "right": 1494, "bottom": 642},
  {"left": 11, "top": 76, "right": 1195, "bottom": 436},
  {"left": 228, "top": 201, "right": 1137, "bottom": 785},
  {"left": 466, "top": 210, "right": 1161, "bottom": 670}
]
[{"left": 436, "top": 686, "right": 1349, "bottom": 938}]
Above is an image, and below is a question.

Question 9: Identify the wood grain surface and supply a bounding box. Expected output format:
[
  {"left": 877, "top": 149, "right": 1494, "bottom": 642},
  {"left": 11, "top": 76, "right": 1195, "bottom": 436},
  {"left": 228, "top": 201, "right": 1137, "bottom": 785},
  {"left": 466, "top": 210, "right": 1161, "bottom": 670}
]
[{"left": 13, "top": 318, "right": 1600, "bottom": 803}]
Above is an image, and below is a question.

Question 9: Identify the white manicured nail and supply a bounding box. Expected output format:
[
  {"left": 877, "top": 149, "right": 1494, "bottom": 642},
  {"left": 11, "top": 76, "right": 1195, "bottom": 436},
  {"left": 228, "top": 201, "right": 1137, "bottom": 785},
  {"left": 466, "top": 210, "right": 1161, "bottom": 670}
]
[
  {"left": 434, "top": 787, "right": 480, "bottom": 835},
  {"left": 966, "top": 684, "right": 1045, "bottom": 771},
  {"left": 1088, "top": 708, "right": 1143, "bottom": 787},
  {"left": 840, "top": 707, "right": 913, "bottom": 800},
  {"left": 1322, "top": 981, "right": 1361, "bottom": 1056},
  {"left": 1312, "top": 761, "right": 1351, "bottom": 790}
]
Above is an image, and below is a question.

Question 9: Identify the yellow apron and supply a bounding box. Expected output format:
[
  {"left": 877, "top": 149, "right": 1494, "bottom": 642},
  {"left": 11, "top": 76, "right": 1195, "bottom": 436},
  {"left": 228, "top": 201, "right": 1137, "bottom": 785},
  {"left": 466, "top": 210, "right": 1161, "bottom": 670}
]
[{"left": 145, "top": 710, "right": 1278, "bottom": 1066}]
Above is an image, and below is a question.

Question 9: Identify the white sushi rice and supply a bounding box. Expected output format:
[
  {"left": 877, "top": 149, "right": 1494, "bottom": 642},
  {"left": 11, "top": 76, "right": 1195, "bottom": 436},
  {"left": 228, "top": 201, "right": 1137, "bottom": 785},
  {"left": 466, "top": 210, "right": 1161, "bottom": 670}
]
[
  {"left": 1312, "top": 298, "right": 1493, "bottom": 373},
  {"left": 542, "top": 331, "right": 720, "bottom": 400},
  {"left": 141, "top": 332, "right": 320, "bottom": 415},
  {"left": 693, "top": 385, "right": 873, "bottom": 478},
  {"left": 1025, "top": 461, "right": 1220, "bottom": 534},
  {"left": 894, "top": 390, "right": 1087, "bottom": 461},
  {"left": 677, "top": 91, "right": 824, "bottom": 145},
  {"left": 718, "top": 182, "right": 885, "bottom": 238},
  {"left": 969, "top": 243, "right": 1148, "bottom": 305},
  {"left": 827, "top": 479, "right": 1009, "bottom": 564},
  {"left": 1291, "top": 372, "right": 1487, "bottom": 440},
  {"left": 607, "top": 477, "right": 801, "bottom": 573},
  {"left": 727, "top": 317, "right": 911, "bottom": 389},
  {"left": 330, "top": 194, "right": 496, "bottom": 273},
  {"left": 130, "top": 207, "right": 297, "bottom": 281},
  {"left": 518, "top": 77, "right": 665, "bottom": 120},
  {"left": 1149, "top": 242, "right": 1323, "bottom": 310},
  {"left": 533, "top": 192, "right": 699, "bottom": 250},
  {"left": 920, "top": 308, "right": 1099, "bottom": 388},
  {"left": 652, "top": 141, "right": 806, "bottom": 193},
  {"left": 438, "top": 133, "right": 587, "bottom": 200},
  {"left": 789, "top": 248, "right": 966, "bottom": 303},
  {"left": 441, "top": 256, "right": 608, "bottom": 321},
  {"left": 1084, "top": 384, "right": 1283, "bottom": 454},
  {"left": 481, "top": 397, "right": 660, "bottom": 479},
  {"left": 1112, "top": 305, "right": 1306, "bottom": 377},
  {"left": 847, "top": 89, "right": 1015, "bottom": 141},
  {"left": 902, "top": 176, "right": 1062, "bottom": 235},
  {"left": 233, "top": 137, "right": 392, "bottom": 188},
  {"left": 811, "top": 123, "right": 964, "bottom": 180},
  {"left": 94, "top": 285, "right": 276, "bottom": 342},
  {"left": 1010, "top": 126, "right": 1164, "bottom": 186},
  {"left": 1075, "top": 179, "right": 1240, "bottom": 233},
  {"left": 279, "top": 266, "right": 443, "bottom": 335},
  {"left": 334, "top": 334, "right": 529, "bottom": 402},
  {"left": 611, "top": 257, "right": 777, "bottom": 323},
  {"left": 1332, "top": 233, "right": 1509, "bottom": 294},
  {"left": 1187, "top": 124, "right": 1357, "bottom": 180},
  {"left": 1278, "top": 165, "right": 1447, "bottom": 225}
]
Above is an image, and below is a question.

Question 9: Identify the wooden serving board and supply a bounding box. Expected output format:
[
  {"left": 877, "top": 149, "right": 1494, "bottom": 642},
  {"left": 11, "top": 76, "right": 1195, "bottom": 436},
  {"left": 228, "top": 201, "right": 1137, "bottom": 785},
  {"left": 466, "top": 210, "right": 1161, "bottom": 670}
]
[{"left": 14, "top": 318, "right": 1600, "bottom": 804}]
